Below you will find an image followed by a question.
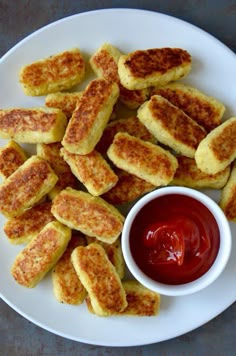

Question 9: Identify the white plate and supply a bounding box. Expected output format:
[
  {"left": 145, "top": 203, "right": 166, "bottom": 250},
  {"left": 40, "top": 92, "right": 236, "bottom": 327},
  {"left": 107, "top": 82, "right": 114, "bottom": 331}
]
[{"left": 0, "top": 8, "right": 236, "bottom": 347}]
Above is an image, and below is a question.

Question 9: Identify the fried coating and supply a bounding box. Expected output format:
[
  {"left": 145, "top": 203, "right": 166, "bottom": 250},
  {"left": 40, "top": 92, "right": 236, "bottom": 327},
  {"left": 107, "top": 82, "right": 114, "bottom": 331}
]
[
  {"left": 62, "top": 78, "right": 119, "bottom": 154},
  {"left": 90, "top": 42, "right": 149, "bottom": 109},
  {"left": 19, "top": 48, "right": 85, "bottom": 96},
  {"left": 138, "top": 95, "right": 206, "bottom": 158},
  {"left": 219, "top": 161, "right": 236, "bottom": 221},
  {"left": 102, "top": 168, "right": 155, "bottom": 205},
  {"left": 37, "top": 142, "right": 78, "bottom": 199},
  {"left": 96, "top": 116, "right": 156, "bottom": 155},
  {"left": 195, "top": 117, "right": 236, "bottom": 174},
  {"left": 86, "top": 280, "right": 160, "bottom": 316},
  {"left": 61, "top": 148, "right": 118, "bottom": 196},
  {"left": 90, "top": 43, "right": 122, "bottom": 82},
  {"left": 107, "top": 132, "right": 178, "bottom": 186},
  {"left": 121, "top": 281, "right": 160, "bottom": 316},
  {"left": 71, "top": 243, "right": 127, "bottom": 316},
  {"left": 48, "top": 171, "right": 78, "bottom": 200},
  {"left": 118, "top": 47, "right": 191, "bottom": 90},
  {"left": 152, "top": 83, "right": 225, "bottom": 132},
  {"left": 119, "top": 85, "right": 150, "bottom": 110},
  {"left": 45, "top": 91, "right": 83, "bottom": 118},
  {"left": 0, "top": 140, "right": 27, "bottom": 179},
  {"left": 62, "top": 79, "right": 119, "bottom": 154},
  {"left": 11, "top": 221, "right": 71, "bottom": 288},
  {"left": 171, "top": 156, "right": 230, "bottom": 189},
  {"left": 85, "top": 236, "right": 125, "bottom": 279},
  {"left": 0, "top": 107, "right": 67, "bottom": 144},
  {"left": 51, "top": 188, "right": 124, "bottom": 244},
  {"left": 52, "top": 234, "right": 87, "bottom": 304},
  {"left": 37, "top": 142, "right": 70, "bottom": 173},
  {"left": 0, "top": 155, "right": 58, "bottom": 218},
  {"left": 4, "top": 202, "right": 55, "bottom": 244}
]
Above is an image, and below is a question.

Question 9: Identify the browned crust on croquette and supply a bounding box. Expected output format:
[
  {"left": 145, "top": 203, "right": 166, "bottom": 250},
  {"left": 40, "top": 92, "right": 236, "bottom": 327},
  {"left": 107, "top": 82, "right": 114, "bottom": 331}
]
[
  {"left": 52, "top": 171, "right": 78, "bottom": 191},
  {"left": 20, "top": 50, "right": 85, "bottom": 88},
  {"left": 0, "top": 157, "right": 56, "bottom": 215},
  {"left": 4, "top": 202, "right": 55, "bottom": 241},
  {"left": 52, "top": 235, "right": 86, "bottom": 304},
  {"left": 102, "top": 169, "right": 155, "bottom": 205},
  {"left": 86, "top": 280, "right": 159, "bottom": 316},
  {"left": 121, "top": 281, "right": 160, "bottom": 316},
  {"left": 85, "top": 236, "right": 125, "bottom": 279},
  {"left": 72, "top": 244, "right": 127, "bottom": 314},
  {"left": 45, "top": 92, "right": 82, "bottom": 118},
  {"left": 221, "top": 187, "right": 236, "bottom": 220},
  {"left": 0, "top": 146, "right": 26, "bottom": 178},
  {"left": 149, "top": 96, "right": 206, "bottom": 150},
  {"left": 64, "top": 79, "right": 114, "bottom": 144},
  {"left": 91, "top": 48, "right": 148, "bottom": 107},
  {"left": 110, "top": 133, "right": 175, "bottom": 180},
  {"left": 12, "top": 227, "right": 61, "bottom": 286},
  {"left": 172, "top": 156, "right": 230, "bottom": 188},
  {"left": 62, "top": 149, "right": 117, "bottom": 195},
  {"left": 210, "top": 121, "right": 236, "bottom": 161},
  {"left": 37, "top": 142, "right": 72, "bottom": 173},
  {"left": 92, "top": 48, "right": 120, "bottom": 82},
  {"left": 124, "top": 48, "right": 191, "bottom": 78},
  {"left": 0, "top": 109, "right": 57, "bottom": 133},
  {"left": 153, "top": 86, "right": 222, "bottom": 132},
  {"left": 174, "top": 156, "right": 228, "bottom": 180},
  {"left": 96, "top": 116, "right": 155, "bottom": 154},
  {"left": 119, "top": 85, "right": 149, "bottom": 107},
  {"left": 52, "top": 190, "right": 124, "bottom": 240}
]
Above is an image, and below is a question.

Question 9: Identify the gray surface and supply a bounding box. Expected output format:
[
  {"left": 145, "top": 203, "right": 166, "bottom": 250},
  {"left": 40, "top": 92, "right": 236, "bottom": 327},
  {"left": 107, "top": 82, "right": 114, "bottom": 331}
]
[{"left": 0, "top": 0, "right": 236, "bottom": 354}]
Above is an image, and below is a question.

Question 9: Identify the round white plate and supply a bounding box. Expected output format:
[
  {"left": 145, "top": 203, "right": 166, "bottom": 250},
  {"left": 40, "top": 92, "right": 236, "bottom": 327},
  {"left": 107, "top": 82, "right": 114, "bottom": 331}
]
[{"left": 0, "top": 9, "right": 236, "bottom": 347}]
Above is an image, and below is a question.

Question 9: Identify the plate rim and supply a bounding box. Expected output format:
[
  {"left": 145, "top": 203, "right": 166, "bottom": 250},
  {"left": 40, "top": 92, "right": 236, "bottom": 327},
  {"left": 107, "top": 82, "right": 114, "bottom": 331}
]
[
  {"left": 0, "top": 7, "right": 236, "bottom": 347},
  {"left": 1, "top": 8, "right": 235, "bottom": 63}
]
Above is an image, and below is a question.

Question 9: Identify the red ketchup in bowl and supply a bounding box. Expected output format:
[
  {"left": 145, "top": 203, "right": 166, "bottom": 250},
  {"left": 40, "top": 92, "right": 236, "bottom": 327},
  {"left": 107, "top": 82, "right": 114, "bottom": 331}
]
[{"left": 129, "top": 194, "right": 220, "bottom": 285}]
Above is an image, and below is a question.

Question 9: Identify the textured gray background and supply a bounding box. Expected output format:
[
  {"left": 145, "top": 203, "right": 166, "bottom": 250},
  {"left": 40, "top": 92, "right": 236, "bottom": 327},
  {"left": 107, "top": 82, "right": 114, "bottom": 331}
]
[{"left": 0, "top": 1, "right": 236, "bottom": 355}]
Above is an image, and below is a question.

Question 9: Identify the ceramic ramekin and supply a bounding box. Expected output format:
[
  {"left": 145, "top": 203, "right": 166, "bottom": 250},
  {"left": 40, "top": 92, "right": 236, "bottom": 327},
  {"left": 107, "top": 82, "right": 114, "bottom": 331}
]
[{"left": 122, "top": 186, "right": 232, "bottom": 296}]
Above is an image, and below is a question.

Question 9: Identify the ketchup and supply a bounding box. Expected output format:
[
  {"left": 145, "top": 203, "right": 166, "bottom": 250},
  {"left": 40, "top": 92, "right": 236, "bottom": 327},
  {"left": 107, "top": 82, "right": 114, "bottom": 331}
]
[{"left": 130, "top": 194, "right": 220, "bottom": 285}]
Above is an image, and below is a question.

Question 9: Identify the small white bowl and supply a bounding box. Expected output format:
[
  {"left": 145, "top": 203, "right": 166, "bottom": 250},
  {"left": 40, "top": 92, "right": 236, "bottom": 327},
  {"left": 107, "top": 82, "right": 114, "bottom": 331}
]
[{"left": 122, "top": 186, "right": 232, "bottom": 296}]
